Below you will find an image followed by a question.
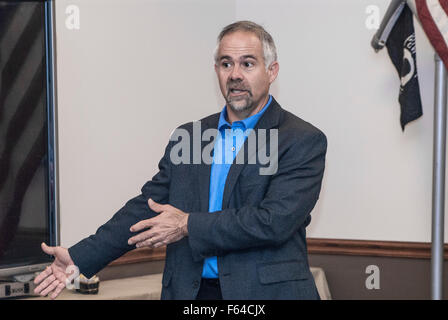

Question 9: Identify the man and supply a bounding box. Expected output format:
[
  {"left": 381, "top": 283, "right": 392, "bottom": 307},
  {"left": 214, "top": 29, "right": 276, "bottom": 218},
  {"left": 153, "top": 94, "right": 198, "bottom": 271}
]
[{"left": 34, "top": 21, "right": 327, "bottom": 300}]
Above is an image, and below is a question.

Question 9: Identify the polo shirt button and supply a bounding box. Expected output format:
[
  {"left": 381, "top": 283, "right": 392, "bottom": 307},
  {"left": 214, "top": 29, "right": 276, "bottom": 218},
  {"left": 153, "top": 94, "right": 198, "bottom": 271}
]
[
  {"left": 193, "top": 280, "right": 200, "bottom": 289},
  {"left": 231, "top": 147, "right": 236, "bottom": 152}
]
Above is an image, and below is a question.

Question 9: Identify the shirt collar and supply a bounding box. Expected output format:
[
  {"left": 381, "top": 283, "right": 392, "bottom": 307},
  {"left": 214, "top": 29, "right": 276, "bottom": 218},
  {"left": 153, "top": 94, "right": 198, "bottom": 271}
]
[{"left": 218, "top": 95, "right": 273, "bottom": 131}]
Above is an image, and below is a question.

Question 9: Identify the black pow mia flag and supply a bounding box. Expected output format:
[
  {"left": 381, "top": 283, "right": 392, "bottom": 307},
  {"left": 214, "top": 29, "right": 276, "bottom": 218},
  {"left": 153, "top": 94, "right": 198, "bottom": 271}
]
[{"left": 386, "top": 5, "right": 423, "bottom": 131}]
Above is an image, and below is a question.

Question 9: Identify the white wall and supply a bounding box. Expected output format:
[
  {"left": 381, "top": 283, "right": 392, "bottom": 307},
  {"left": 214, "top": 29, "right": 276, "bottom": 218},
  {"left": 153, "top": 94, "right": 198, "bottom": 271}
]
[{"left": 55, "top": 0, "right": 446, "bottom": 247}]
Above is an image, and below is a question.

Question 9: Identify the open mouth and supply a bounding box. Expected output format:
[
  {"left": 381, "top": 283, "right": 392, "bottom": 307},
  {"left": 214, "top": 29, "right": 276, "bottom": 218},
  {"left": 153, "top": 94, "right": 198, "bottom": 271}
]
[{"left": 229, "top": 88, "right": 249, "bottom": 96}]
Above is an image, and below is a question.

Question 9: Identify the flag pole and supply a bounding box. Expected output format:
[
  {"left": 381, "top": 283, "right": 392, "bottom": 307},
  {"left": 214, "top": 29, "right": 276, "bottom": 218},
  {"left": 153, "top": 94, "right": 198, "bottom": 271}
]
[
  {"left": 406, "top": 1, "right": 446, "bottom": 300},
  {"left": 372, "top": 0, "right": 446, "bottom": 300},
  {"left": 431, "top": 53, "right": 446, "bottom": 300},
  {"left": 406, "top": 0, "right": 446, "bottom": 299}
]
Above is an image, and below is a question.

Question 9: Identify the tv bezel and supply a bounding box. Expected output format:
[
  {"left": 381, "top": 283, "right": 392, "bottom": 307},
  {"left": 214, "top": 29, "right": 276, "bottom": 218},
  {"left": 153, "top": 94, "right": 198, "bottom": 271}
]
[{"left": 0, "top": 0, "right": 59, "bottom": 279}]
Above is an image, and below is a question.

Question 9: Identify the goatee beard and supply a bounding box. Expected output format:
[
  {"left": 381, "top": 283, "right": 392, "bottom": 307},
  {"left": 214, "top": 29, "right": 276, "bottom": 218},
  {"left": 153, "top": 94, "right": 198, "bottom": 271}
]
[
  {"left": 226, "top": 87, "right": 256, "bottom": 118},
  {"left": 227, "top": 95, "right": 255, "bottom": 115},
  {"left": 225, "top": 78, "right": 256, "bottom": 118}
]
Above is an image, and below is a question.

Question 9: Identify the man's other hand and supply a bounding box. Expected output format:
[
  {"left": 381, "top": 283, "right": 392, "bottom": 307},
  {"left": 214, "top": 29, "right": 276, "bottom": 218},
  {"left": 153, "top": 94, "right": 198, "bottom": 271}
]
[{"left": 128, "top": 198, "right": 189, "bottom": 248}]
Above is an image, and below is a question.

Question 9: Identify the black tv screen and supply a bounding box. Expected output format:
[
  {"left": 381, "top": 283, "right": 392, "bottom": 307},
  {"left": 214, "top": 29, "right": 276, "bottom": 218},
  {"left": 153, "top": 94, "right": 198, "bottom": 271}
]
[{"left": 0, "top": 0, "right": 57, "bottom": 273}]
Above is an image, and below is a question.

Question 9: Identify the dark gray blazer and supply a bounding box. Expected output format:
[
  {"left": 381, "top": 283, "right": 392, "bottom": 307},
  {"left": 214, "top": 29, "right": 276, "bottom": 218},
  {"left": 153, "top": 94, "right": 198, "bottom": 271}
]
[{"left": 68, "top": 97, "right": 327, "bottom": 300}]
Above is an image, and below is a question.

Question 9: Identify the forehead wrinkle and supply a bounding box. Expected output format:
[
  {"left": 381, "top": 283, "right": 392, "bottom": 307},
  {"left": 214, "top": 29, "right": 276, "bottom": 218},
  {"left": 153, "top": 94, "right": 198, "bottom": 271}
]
[
  {"left": 219, "top": 47, "right": 261, "bottom": 60},
  {"left": 221, "top": 41, "right": 259, "bottom": 51},
  {"left": 224, "top": 44, "right": 257, "bottom": 49}
]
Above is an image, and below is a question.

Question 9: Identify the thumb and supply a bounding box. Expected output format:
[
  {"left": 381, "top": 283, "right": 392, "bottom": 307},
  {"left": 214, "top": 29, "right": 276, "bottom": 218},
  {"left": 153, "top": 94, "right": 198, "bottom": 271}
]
[
  {"left": 148, "top": 198, "right": 164, "bottom": 213},
  {"left": 41, "top": 242, "right": 56, "bottom": 256}
]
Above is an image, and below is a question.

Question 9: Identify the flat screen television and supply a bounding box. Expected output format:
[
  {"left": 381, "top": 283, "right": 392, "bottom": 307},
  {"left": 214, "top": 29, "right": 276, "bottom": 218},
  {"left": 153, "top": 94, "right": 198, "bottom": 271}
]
[{"left": 0, "top": 0, "right": 58, "bottom": 279}]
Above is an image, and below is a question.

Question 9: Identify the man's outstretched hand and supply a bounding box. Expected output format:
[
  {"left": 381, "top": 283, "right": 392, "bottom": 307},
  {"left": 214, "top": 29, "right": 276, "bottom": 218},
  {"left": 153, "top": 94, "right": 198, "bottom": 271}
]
[
  {"left": 34, "top": 199, "right": 189, "bottom": 298},
  {"left": 128, "top": 198, "right": 189, "bottom": 248},
  {"left": 33, "top": 243, "right": 75, "bottom": 299}
]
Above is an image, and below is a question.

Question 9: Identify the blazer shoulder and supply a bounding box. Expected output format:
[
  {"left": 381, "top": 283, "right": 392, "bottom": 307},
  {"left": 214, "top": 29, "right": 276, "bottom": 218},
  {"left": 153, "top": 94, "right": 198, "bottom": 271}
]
[{"left": 279, "top": 107, "right": 327, "bottom": 144}]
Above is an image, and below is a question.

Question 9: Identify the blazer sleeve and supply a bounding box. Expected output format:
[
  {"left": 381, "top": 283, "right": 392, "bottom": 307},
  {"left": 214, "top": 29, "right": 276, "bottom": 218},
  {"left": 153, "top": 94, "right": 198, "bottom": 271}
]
[
  {"left": 68, "top": 140, "right": 173, "bottom": 278},
  {"left": 187, "top": 131, "right": 327, "bottom": 262}
]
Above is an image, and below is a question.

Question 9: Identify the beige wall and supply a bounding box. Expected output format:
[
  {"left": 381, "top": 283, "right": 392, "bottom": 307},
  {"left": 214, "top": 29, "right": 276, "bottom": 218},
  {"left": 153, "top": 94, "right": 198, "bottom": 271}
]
[
  {"left": 55, "top": 0, "right": 446, "bottom": 247},
  {"left": 55, "top": 0, "right": 235, "bottom": 246}
]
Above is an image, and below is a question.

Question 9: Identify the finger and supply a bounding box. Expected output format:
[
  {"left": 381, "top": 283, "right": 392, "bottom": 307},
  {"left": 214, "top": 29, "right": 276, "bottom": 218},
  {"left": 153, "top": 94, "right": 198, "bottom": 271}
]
[
  {"left": 35, "top": 274, "right": 56, "bottom": 294},
  {"left": 34, "top": 266, "right": 53, "bottom": 285},
  {"left": 150, "top": 229, "right": 184, "bottom": 248},
  {"left": 40, "top": 279, "right": 60, "bottom": 297},
  {"left": 136, "top": 233, "right": 167, "bottom": 248},
  {"left": 152, "top": 241, "right": 166, "bottom": 248},
  {"left": 50, "top": 282, "right": 66, "bottom": 300},
  {"left": 34, "top": 274, "right": 56, "bottom": 295},
  {"left": 130, "top": 218, "right": 155, "bottom": 233},
  {"left": 150, "top": 237, "right": 167, "bottom": 248},
  {"left": 41, "top": 242, "right": 56, "bottom": 256},
  {"left": 148, "top": 198, "right": 166, "bottom": 213},
  {"left": 128, "top": 229, "right": 156, "bottom": 245},
  {"left": 144, "top": 233, "right": 165, "bottom": 246},
  {"left": 135, "top": 238, "right": 154, "bottom": 248},
  {"left": 135, "top": 238, "right": 152, "bottom": 248}
]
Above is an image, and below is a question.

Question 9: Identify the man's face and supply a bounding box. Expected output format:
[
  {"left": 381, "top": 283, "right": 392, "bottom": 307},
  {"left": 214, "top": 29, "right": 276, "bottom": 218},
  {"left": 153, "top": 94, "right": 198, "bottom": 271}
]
[{"left": 215, "top": 31, "right": 278, "bottom": 118}]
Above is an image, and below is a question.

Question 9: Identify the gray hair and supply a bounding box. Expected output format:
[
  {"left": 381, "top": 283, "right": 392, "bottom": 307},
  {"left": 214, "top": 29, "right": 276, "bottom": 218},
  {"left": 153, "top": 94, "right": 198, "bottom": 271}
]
[{"left": 213, "top": 21, "right": 278, "bottom": 69}]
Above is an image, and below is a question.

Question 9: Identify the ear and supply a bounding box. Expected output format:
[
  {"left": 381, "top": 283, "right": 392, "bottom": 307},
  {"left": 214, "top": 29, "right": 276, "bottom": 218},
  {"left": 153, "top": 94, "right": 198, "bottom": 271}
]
[{"left": 267, "top": 61, "right": 279, "bottom": 84}]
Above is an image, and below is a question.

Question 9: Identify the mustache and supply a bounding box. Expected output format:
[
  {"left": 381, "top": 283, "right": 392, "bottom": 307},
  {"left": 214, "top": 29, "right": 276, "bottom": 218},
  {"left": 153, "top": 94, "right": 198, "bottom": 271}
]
[{"left": 226, "top": 80, "right": 252, "bottom": 95}]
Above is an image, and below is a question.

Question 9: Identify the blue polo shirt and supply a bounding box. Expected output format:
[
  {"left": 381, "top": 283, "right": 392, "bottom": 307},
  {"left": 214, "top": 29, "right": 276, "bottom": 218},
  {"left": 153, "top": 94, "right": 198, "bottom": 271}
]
[{"left": 202, "top": 95, "right": 273, "bottom": 278}]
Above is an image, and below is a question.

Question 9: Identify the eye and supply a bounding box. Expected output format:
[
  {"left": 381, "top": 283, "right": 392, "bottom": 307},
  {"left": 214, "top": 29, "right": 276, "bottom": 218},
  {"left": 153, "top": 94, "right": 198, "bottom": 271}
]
[
  {"left": 243, "top": 61, "right": 254, "bottom": 68},
  {"left": 221, "top": 61, "right": 232, "bottom": 68}
]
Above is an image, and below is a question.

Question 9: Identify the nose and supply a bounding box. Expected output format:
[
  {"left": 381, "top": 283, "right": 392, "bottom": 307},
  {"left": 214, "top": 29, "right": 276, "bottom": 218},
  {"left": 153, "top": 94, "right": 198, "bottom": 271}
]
[{"left": 230, "top": 64, "right": 243, "bottom": 81}]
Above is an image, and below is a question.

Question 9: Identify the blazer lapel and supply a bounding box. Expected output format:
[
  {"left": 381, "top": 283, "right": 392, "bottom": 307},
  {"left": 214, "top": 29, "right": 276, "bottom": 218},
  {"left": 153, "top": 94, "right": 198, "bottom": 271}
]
[
  {"left": 196, "top": 113, "right": 220, "bottom": 212},
  {"left": 221, "top": 98, "right": 282, "bottom": 210}
]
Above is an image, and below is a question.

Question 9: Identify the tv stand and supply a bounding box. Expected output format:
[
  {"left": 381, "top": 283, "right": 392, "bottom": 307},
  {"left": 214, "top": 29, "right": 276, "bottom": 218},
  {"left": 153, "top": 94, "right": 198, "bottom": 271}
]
[
  {"left": 12, "top": 273, "right": 36, "bottom": 283},
  {"left": 0, "top": 275, "right": 37, "bottom": 299}
]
